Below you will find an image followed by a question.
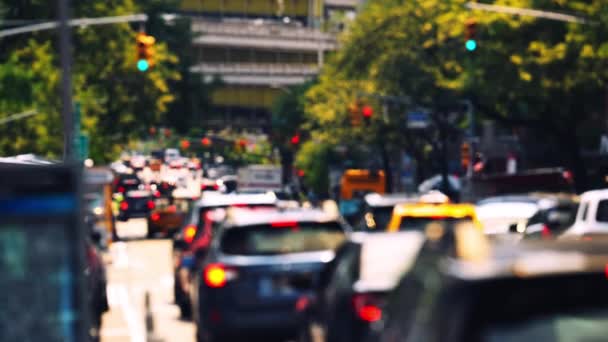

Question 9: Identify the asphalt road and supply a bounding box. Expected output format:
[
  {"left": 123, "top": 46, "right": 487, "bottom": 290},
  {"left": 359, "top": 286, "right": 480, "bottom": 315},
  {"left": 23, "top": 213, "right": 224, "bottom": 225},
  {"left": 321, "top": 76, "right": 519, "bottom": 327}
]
[{"left": 101, "top": 219, "right": 195, "bottom": 342}]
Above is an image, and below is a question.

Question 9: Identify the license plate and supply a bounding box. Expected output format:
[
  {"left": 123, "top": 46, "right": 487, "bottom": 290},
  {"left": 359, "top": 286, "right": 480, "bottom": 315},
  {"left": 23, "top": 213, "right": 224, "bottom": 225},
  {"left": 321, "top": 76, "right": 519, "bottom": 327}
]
[{"left": 258, "top": 277, "right": 274, "bottom": 297}]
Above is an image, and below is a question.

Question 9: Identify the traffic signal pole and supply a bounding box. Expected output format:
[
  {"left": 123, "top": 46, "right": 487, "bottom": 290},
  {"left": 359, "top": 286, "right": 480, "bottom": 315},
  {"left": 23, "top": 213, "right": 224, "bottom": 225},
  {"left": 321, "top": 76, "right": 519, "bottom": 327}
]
[{"left": 58, "top": 0, "right": 74, "bottom": 162}]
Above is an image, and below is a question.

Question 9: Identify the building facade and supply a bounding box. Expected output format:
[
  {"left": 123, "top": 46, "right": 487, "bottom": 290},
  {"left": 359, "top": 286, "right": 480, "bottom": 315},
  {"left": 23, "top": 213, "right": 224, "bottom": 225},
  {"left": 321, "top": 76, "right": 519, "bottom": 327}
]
[{"left": 179, "top": 0, "right": 360, "bottom": 131}]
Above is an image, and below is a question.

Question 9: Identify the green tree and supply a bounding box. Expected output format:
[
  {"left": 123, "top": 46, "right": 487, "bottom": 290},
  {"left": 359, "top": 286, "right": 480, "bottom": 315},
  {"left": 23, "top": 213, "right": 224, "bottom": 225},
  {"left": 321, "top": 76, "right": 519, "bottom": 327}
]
[{"left": 304, "top": 0, "right": 608, "bottom": 190}]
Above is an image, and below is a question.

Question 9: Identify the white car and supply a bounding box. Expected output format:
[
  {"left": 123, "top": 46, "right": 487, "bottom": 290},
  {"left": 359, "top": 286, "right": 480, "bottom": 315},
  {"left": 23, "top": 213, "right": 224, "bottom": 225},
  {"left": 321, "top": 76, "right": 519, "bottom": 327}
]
[{"left": 562, "top": 189, "right": 608, "bottom": 236}]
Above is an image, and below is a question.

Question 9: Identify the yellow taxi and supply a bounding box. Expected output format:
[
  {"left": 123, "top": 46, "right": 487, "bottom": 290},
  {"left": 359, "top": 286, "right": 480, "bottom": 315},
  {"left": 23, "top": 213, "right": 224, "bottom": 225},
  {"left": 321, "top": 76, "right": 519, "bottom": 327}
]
[{"left": 386, "top": 191, "right": 480, "bottom": 232}]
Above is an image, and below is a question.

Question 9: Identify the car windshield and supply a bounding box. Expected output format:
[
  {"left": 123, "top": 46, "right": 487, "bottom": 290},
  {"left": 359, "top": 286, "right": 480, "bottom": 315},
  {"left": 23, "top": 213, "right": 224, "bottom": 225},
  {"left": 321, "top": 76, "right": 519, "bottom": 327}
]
[
  {"left": 398, "top": 216, "right": 473, "bottom": 231},
  {"left": 220, "top": 223, "right": 345, "bottom": 255},
  {"left": 370, "top": 206, "right": 395, "bottom": 231}
]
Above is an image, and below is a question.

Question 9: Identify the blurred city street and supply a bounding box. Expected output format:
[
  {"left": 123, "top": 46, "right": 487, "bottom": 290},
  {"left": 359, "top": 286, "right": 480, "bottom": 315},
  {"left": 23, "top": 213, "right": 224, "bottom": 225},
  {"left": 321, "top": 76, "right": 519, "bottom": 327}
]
[{"left": 102, "top": 219, "right": 194, "bottom": 342}]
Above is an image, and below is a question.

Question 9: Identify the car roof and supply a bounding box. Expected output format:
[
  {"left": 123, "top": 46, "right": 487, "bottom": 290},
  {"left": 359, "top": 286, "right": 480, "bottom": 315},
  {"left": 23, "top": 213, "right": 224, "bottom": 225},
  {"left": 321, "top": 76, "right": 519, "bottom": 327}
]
[
  {"left": 194, "top": 192, "right": 277, "bottom": 209},
  {"left": 477, "top": 193, "right": 578, "bottom": 206},
  {"left": 224, "top": 207, "right": 339, "bottom": 227},
  {"left": 392, "top": 202, "right": 476, "bottom": 218},
  {"left": 364, "top": 193, "right": 419, "bottom": 208},
  {"left": 580, "top": 189, "right": 608, "bottom": 201},
  {"left": 352, "top": 232, "right": 426, "bottom": 293},
  {"left": 445, "top": 233, "right": 608, "bottom": 281}
]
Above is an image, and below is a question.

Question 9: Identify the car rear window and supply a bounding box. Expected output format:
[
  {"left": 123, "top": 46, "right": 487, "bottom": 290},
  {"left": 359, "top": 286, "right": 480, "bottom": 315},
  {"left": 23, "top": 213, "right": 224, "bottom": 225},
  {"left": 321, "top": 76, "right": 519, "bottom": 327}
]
[
  {"left": 596, "top": 200, "right": 608, "bottom": 222},
  {"left": 371, "top": 206, "right": 395, "bottom": 231},
  {"left": 220, "top": 223, "right": 345, "bottom": 255},
  {"left": 398, "top": 216, "right": 473, "bottom": 231}
]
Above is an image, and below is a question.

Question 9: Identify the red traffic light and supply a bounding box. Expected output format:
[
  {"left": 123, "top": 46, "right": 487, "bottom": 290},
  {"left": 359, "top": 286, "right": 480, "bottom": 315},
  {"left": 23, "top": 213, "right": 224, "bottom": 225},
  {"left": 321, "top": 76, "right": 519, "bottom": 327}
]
[
  {"left": 201, "top": 137, "right": 211, "bottom": 147},
  {"left": 362, "top": 105, "right": 373, "bottom": 118},
  {"left": 290, "top": 134, "right": 300, "bottom": 145},
  {"left": 180, "top": 140, "right": 190, "bottom": 149}
]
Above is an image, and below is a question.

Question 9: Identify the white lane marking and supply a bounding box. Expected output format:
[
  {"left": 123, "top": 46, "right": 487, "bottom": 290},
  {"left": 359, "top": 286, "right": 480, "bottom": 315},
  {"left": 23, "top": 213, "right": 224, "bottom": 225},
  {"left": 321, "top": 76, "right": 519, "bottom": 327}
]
[
  {"left": 100, "top": 327, "right": 131, "bottom": 337},
  {"left": 107, "top": 283, "right": 146, "bottom": 342},
  {"left": 111, "top": 242, "right": 130, "bottom": 269},
  {"left": 160, "top": 274, "right": 174, "bottom": 288}
]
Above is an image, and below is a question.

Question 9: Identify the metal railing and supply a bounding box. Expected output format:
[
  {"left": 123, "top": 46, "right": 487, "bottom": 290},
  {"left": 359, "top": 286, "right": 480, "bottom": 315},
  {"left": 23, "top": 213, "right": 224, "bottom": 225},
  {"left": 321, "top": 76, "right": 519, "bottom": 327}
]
[
  {"left": 191, "top": 18, "right": 336, "bottom": 42},
  {"left": 191, "top": 62, "right": 319, "bottom": 75}
]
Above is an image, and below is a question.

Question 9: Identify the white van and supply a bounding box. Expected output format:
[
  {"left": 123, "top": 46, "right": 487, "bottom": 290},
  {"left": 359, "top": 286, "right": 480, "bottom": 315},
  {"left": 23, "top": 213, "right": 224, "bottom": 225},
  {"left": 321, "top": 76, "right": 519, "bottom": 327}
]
[{"left": 562, "top": 189, "right": 608, "bottom": 236}]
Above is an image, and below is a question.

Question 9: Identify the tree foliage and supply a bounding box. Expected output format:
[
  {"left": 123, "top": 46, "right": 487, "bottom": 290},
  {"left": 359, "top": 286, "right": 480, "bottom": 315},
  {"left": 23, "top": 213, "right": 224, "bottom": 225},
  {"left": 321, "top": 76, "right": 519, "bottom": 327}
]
[
  {"left": 300, "top": 0, "right": 608, "bottom": 190},
  {"left": 0, "top": 0, "right": 179, "bottom": 161}
]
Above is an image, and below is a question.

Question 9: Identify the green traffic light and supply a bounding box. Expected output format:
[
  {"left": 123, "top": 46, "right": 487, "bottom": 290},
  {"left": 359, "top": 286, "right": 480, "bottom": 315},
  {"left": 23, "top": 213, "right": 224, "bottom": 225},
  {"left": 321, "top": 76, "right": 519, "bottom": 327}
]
[
  {"left": 137, "top": 59, "right": 149, "bottom": 72},
  {"left": 466, "top": 39, "right": 477, "bottom": 52}
]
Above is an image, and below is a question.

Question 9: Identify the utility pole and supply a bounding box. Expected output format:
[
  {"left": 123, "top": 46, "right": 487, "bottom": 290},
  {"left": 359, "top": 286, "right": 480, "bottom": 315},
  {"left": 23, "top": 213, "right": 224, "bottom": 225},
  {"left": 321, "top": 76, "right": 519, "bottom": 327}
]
[{"left": 58, "top": 0, "right": 74, "bottom": 162}]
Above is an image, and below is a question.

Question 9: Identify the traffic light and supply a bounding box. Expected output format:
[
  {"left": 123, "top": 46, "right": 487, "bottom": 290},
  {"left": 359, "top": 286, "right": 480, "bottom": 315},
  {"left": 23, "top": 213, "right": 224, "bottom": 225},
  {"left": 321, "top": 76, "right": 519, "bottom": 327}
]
[
  {"left": 180, "top": 139, "right": 190, "bottom": 149},
  {"left": 464, "top": 18, "right": 477, "bottom": 52},
  {"left": 290, "top": 133, "right": 300, "bottom": 146},
  {"left": 461, "top": 142, "right": 471, "bottom": 171},
  {"left": 348, "top": 102, "right": 362, "bottom": 126},
  {"left": 201, "top": 137, "right": 211, "bottom": 147},
  {"left": 362, "top": 105, "right": 373, "bottom": 124},
  {"left": 136, "top": 32, "right": 156, "bottom": 72}
]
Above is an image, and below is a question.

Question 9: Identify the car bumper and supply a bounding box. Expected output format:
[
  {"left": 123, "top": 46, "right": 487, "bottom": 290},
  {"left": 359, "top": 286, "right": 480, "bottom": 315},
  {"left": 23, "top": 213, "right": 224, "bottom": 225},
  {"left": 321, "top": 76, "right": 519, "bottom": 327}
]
[{"left": 201, "top": 308, "right": 301, "bottom": 337}]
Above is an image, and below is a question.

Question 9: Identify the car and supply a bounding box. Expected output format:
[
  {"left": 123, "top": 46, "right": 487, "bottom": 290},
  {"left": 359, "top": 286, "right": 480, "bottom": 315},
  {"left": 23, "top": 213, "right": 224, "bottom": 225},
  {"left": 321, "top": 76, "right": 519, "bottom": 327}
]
[
  {"left": 117, "top": 190, "right": 155, "bottom": 221},
  {"left": 147, "top": 196, "right": 193, "bottom": 239},
  {"left": 130, "top": 155, "right": 146, "bottom": 171},
  {"left": 520, "top": 194, "right": 579, "bottom": 239},
  {"left": 380, "top": 228, "right": 608, "bottom": 342},
  {"left": 353, "top": 193, "right": 419, "bottom": 231},
  {"left": 562, "top": 189, "right": 608, "bottom": 236},
  {"left": 191, "top": 207, "right": 348, "bottom": 342},
  {"left": 302, "top": 231, "right": 425, "bottom": 342},
  {"left": 113, "top": 172, "right": 141, "bottom": 194},
  {"left": 200, "top": 178, "right": 220, "bottom": 192},
  {"left": 172, "top": 192, "right": 278, "bottom": 318},
  {"left": 84, "top": 212, "right": 109, "bottom": 341},
  {"left": 386, "top": 192, "right": 479, "bottom": 232},
  {"left": 188, "top": 158, "right": 202, "bottom": 170},
  {"left": 165, "top": 148, "right": 181, "bottom": 163}
]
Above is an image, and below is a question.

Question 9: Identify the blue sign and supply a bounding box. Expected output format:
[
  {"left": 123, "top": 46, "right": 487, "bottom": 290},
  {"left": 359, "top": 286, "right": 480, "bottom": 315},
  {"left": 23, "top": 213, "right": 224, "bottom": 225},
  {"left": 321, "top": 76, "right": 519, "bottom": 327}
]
[{"left": 407, "top": 111, "right": 430, "bottom": 129}]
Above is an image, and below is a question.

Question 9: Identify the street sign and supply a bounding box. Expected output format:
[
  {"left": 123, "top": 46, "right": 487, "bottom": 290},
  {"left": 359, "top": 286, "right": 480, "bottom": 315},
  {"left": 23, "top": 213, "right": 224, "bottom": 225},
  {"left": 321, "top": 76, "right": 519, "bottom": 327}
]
[
  {"left": 0, "top": 163, "right": 87, "bottom": 342},
  {"left": 407, "top": 111, "right": 430, "bottom": 129},
  {"left": 77, "top": 134, "right": 89, "bottom": 161}
]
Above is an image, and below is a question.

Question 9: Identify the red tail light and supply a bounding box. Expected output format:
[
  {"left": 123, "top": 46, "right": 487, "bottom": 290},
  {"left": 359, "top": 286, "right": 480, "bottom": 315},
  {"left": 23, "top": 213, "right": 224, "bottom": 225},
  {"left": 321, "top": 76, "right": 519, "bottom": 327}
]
[
  {"left": 120, "top": 201, "right": 129, "bottom": 211},
  {"left": 147, "top": 200, "right": 155, "bottom": 209},
  {"left": 151, "top": 213, "right": 161, "bottom": 221},
  {"left": 184, "top": 225, "right": 197, "bottom": 244},
  {"left": 541, "top": 224, "right": 552, "bottom": 238},
  {"left": 118, "top": 186, "right": 125, "bottom": 193},
  {"left": 271, "top": 221, "right": 298, "bottom": 228},
  {"left": 203, "top": 263, "right": 238, "bottom": 288},
  {"left": 352, "top": 293, "right": 382, "bottom": 322},
  {"left": 154, "top": 191, "right": 161, "bottom": 198},
  {"left": 213, "top": 184, "right": 219, "bottom": 191}
]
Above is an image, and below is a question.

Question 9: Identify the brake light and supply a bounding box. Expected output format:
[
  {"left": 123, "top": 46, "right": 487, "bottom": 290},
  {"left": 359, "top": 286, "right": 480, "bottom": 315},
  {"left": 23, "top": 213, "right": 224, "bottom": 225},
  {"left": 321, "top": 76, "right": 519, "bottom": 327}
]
[
  {"left": 271, "top": 221, "right": 298, "bottom": 228},
  {"left": 213, "top": 184, "right": 219, "bottom": 191},
  {"left": 541, "top": 225, "right": 552, "bottom": 238},
  {"left": 352, "top": 294, "right": 382, "bottom": 322},
  {"left": 184, "top": 225, "right": 197, "bottom": 244},
  {"left": 203, "top": 263, "right": 238, "bottom": 288},
  {"left": 147, "top": 200, "right": 155, "bottom": 209},
  {"left": 151, "top": 213, "right": 161, "bottom": 221},
  {"left": 120, "top": 201, "right": 129, "bottom": 211}
]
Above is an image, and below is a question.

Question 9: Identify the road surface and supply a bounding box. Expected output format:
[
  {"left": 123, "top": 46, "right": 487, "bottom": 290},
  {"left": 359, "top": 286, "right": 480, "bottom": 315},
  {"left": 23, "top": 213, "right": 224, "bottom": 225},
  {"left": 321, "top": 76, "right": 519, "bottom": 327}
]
[{"left": 101, "top": 219, "right": 195, "bottom": 342}]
